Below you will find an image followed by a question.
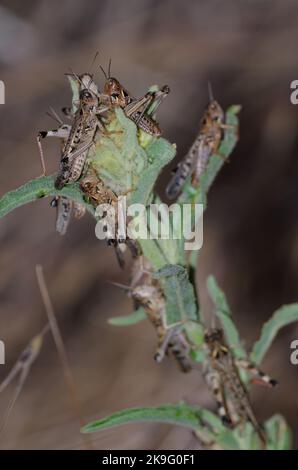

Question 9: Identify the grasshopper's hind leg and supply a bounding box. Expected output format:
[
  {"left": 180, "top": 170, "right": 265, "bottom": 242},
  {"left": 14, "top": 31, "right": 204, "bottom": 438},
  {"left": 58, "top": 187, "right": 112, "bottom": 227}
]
[
  {"left": 206, "top": 371, "right": 233, "bottom": 427},
  {"left": 236, "top": 359, "right": 277, "bottom": 387},
  {"left": 36, "top": 124, "right": 71, "bottom": 177}
]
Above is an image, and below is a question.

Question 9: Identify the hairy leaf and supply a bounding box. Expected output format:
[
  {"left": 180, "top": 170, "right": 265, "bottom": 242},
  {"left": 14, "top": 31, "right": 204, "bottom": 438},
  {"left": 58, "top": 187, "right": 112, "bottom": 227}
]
[
  {"left": 250, "top": 303, "right": 298, "bottom": 364},
  {"left": 0, "top": 176, "right": 94, "bottom": 219},
  {"left": 82, "top": 403, "right": 203, "bottom": 434},
  {"left": 108, "top": 307, "right": 146, "bottom": 326},
  {"left": 264, "top": 414, "right": 292, "bottom": 450},
  {"left": 207, "top": 275, "right": 246, "bottom": 359},
  {"left": 153, "top": 264, "right": 199, "bottom": 325}
]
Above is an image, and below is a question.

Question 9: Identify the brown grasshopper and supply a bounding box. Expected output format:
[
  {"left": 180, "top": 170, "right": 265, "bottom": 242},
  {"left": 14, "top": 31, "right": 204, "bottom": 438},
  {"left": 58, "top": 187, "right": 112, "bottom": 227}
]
[
  {"left": 80, "top": 170, "right": 139, "bottom": 268},
  {"left": 100, "top": 63, "right": 169, "bottom": 137},
  {"left": 55, "top": 74, "right": 108, "bottom": 190},
  {"left": 37, "top": 73, "right": 108, "bottom": 234},
  {"left": 127, "top": 256, "right": 192, "bottom": 372},
  {"left": 37, "top": 73, "right": 108, "bottom": 189},
  {"left": 166, "top": 85, "right": 226, "bottom": 199},
  {"left": 204, "top": 328, "right": 277, "bottom": 445}
]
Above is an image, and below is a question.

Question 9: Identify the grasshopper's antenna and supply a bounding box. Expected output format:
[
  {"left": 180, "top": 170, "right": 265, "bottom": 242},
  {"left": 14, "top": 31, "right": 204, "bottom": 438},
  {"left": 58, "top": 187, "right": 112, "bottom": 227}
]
[
  {"left": 108, "top": 58, "right": 112, "bottom": 79},
  {"left": 86, "top": 51, "right": 100, "bottom": 91},
  {"left": 88, "top": 51, "right": 99, "bottom": 74},
  {"left": 67, "top": 67, "right": 84, "bottom": 87},
  {"left": 106, "top": 280, "right": 131, "bottom": 292},
  {"left": 208, "top": 81, "right": 214, "bottom": 102},
  {"left": 35, "top": 265, "right": 93, "bottom": 450},
  {"left": 46, "top": 106, "right": 63, "bottom": 126},
  {"left": 99, "top": 65, "right": 108, "bottom": 80}
]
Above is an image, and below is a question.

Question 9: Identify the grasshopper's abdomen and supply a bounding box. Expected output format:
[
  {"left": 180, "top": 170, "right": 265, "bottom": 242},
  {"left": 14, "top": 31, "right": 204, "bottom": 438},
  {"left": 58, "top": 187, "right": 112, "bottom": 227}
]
[
  {"left": 138, "top": 114, "right": 161, "bottom": 137},
  {"left": 168, "top": 332, "right": 192, "bottom": 373},
  {"left": 166, "top": 148, "right": 196, "bottom": 199}
]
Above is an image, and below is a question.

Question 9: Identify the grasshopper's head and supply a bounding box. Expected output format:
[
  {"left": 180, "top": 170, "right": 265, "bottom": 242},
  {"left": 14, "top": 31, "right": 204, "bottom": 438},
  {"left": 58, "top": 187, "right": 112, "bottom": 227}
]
[
  {"left": 207, "top": 100, "right": 224, "bottom": 124},
  {"left": 104, "top": 77, "right": 130, "bottom": 108},
  {"left": 79, "top": 88, "right": 99, "bottom": 109},
  {"left": 132, "top": 285, "right": 161, "bottom": 311},
  {"left": 204, "top": 328, "right": 228, "bottom": 358}
]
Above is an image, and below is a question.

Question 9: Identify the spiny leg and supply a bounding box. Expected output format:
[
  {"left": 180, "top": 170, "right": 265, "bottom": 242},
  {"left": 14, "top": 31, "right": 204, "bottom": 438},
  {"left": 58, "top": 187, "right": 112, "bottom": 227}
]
[
  {"left": 154, "top": 326, "right": 179, "bottom": 363},
  {"left": 235, "top": 359, "right": 277, "bottom": 387},
  {"left": 206, "top": 371, "right": 233, "bottom": 427},
  {"left": 36, "top": 125, "right": 71, "bottom": 176}
]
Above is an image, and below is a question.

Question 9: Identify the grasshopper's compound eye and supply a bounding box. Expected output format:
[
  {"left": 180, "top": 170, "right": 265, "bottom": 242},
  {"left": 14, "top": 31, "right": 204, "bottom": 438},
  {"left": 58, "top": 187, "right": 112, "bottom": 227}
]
[{"left": 80, "top": 90, "right": 92, "bottom": 100}]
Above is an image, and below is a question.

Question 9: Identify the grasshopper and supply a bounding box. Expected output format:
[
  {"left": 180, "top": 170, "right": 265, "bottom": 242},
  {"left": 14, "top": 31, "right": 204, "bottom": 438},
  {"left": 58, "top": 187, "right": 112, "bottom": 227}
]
[
  {"left": 166, "top": 85, "right": 226, "bottom": 199},
  {"left": 80, "top": 170, "right": 139, "bottom": 268},
  {"left": 100, "top": 63, "right": 169, "bottom": 136},
  {"left": 54, "top": 74, "right": 108, "bottom": 190},
  {"left": 37, "top": 73, "right": 108, "bottom": 234},
  {"left": 50, "top": 195, "right": 85, "bottom": 235},
  {"left": 204, "top": 328, "right": 277, "bottom": 445},
  {"left": 37, "top": 73, "right": 108, "bottom": 189},
  {"left": 128, "top": 256, "right": 192, "bottom": 372}
]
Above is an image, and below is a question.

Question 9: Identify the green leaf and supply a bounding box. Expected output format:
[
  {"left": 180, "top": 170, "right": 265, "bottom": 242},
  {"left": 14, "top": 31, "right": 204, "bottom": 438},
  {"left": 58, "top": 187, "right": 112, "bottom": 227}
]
[
  {"left": 66, "top": 74, "right": 80, "bottom": 113},
  {"left": 145, "top": 195, "right": 185, "bottom": 266},
  {"left": 207, "top": 275, "right": 246, "bottom": 359},
  {"left": 89, "top": 107, "right": 175, "bottom": 205},
  {"left": 153, "top": 264, "right": 199, "bottom": 326},
  {"left": 0, "top": 175, "right": 94, "bottom": 219},
  {"left": 129, "top": 138, "right": 176, "bottom": 207},
  {"left": 82, "top": 403, "right": 203, "bottom": 434},
  {"left": 184, "top": 320, "right": 205, "bottom": 348},
  {"left": 250, "top": 303, "right": 298, "bottom": 365},
  {"left": 265, "top": 414, "right": 292, "bottom": 450},
  {"left": 89, "top": 108, "right": 148, "bottom": 197},
  {"left": 108, "top": 307, "right": 146, "bottom": 326}
]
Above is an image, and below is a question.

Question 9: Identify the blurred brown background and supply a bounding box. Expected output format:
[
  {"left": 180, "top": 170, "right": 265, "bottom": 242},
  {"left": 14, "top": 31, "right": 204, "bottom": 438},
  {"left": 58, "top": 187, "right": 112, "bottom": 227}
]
[{"left": 0, "top": 0, "right": 298, "bottom": 450}]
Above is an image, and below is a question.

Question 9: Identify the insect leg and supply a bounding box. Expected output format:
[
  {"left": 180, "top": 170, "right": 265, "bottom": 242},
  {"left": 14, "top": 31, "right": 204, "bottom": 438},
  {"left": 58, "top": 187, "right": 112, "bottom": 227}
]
[
  {"left": 235, "top": 359, "right": 277, "bottom": 387},
  {"left": 154, "top": 326, "right": 179, "bottom": 363},
  {"left": 206, "top": 371, "right": 233, "bottom": 427},
  {"left": 36, "top": 125, "right": 71, "bottom": 176}
]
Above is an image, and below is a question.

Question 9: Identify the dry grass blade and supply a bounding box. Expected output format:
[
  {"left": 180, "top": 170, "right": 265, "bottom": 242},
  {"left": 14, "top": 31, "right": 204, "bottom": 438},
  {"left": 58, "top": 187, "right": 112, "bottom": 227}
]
[
  {"left": 0, "top": 324, "right": 49, "bottom": 436},
  {"left": 35, "top": 265, "right": 92, "bottom": 450}
]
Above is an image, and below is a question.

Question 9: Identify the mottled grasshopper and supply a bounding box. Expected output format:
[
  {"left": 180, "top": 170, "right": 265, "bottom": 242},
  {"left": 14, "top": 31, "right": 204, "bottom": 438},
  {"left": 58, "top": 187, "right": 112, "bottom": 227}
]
[
  {"left": 100, "top": 63, "right": 169, "bottom": 136},
  {"left": 80, "top": 170, "right": 139, "bottom": 268},
  {"left": 55, "top": 73, "right": 108, "bottom": 189},
  {"left": 37, "top": 73, "right": 107, "bottom": 234},
  {"left": 204, "top": 328, "right": 277, "bottom": 444},
  {"left": 166, "top": 85, "right": 226, "bottom": 199},
  {"left": 37, "top": 73, "right": 108, "bottom": 189}
]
